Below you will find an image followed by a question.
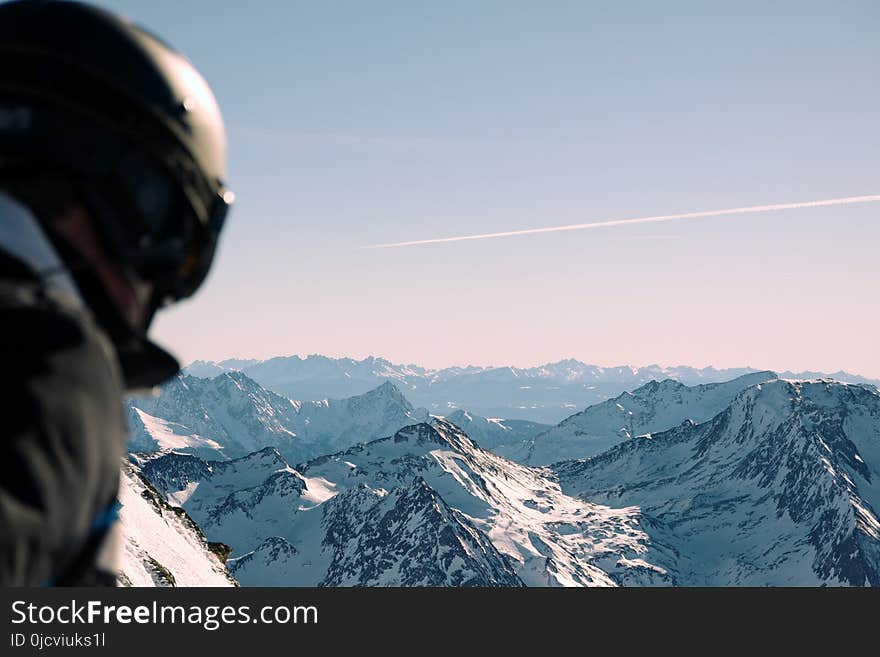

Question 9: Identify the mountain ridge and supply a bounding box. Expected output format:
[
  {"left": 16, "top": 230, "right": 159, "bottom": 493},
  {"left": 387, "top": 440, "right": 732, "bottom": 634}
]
[
  {"left": 140, "top": 418, "right": 675, "bottom": 586},
  {"left": 128, "top": 373, "right": 429, "bottom": 464},
  {"left": 553, "top": 379, "right": 880, "bottom": 585},
  {"left": 498, "top": 370, "right": 779, "bottom": 464},
  {"left": 127, "top": 370, "right": 880, "bottom": 586},
  {"left": 184, "top": 355, "right": 879, "bottom": 423}
]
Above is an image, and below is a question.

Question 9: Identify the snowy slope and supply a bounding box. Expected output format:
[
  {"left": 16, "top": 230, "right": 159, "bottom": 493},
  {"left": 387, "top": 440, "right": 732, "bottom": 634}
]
[
  {"left": 140, "top": 447, "right": 523, "bottom": 587},
  {"left": 128, "top": 372, "right": 300, "bottom": 461},
  {"left": 127, "top": 406, "right": 228, "bottom": 461},
  {"left": 554, "top": 380, "right": 880, "bottom": 586},
  {"left": 128, "top": 374, "right": 428, "bottom": 464},
  {"left": 296, "top": 420, "right": 673, "bottom": 586},
  {"left": 141, "top": 420, "right": 672, "bottom": 587},
  {"left": 116, "top": 459, "right": 237, "bottom": 587},
  {"left": 230, "top": 479, "right": 524, "bottom": 587},
  {"left": 499, "top": 371, "right": 777, "bottom": 465}
]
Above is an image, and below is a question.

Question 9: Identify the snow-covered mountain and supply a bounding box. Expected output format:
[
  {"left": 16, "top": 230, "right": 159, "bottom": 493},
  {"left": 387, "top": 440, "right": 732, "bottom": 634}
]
[
  {"left": 141, "top": 419, "right": 673, "bottom": 587},
  {"left": 231, "top": 478, "right": 524, "bottom": 587},
  {"left": 298, "top": 420, "right": 673, "bottom": 586},
  {"left": 138, "top": 444, "right": 525, "bottom": 586},
  {"left": 185, "top": 355, "right": 880, "bottom": 423},
  {"left": 128, "top": 373, "right": 428, "bottom": 464},
  {"left": 441, "top": 409, "right": 549, "bottom": 449},
  {"left": 499, "top": 371, "right": 778, "bottom": 465},
  {"left": 116, "top": 459, "right": 237, "bottom": 587},
  {"left": 134, "top": 377, "right": 880, "bottom": 586},
  {"left": 554, "top": 379, "right": 880, "bottom": 586}
]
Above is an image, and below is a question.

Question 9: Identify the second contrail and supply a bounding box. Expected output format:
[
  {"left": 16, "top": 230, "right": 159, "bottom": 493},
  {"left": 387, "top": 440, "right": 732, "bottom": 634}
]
[{"left": 363, "top": 194, "right": 880, "bottom": 249}]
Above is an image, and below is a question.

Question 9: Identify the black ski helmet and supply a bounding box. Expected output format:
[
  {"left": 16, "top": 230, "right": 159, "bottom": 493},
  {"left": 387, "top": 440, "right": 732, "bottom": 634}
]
[{"left": 0, "top": 0, "right": 233, "bottom": 310}]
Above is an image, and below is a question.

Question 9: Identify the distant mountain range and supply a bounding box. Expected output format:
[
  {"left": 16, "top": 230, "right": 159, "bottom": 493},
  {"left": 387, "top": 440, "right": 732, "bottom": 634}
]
[{"left": 184, "top": 355, "right": 880, "bottom": 423}]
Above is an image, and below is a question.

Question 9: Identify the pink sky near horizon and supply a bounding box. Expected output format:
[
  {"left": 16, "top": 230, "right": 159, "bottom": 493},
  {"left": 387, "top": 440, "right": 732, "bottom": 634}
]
[{"left": 151, "top": 199, "right": 880, "bottom": 380}]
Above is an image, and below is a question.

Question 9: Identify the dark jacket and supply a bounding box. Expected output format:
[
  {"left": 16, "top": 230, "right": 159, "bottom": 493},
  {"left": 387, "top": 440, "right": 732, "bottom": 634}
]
[{"left": 0, "top": 195, "right": 126, "bottom": 586}]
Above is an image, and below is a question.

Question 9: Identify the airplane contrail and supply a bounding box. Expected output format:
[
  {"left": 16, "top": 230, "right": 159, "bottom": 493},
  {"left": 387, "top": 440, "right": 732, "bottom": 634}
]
[{"left": 363, "top": 194, "right": 880, "bottom": 249}]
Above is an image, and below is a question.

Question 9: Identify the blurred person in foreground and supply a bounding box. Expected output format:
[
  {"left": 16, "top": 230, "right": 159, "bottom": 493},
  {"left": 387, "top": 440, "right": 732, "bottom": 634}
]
[{"left": 0, "top": 0, "right": 233, "bottom": 585}]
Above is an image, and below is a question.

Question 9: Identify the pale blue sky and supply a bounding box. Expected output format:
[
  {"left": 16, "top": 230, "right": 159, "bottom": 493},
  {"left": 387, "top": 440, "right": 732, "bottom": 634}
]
[{"left": 95, "top": 1, "right": 879, "bottom": 376}]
